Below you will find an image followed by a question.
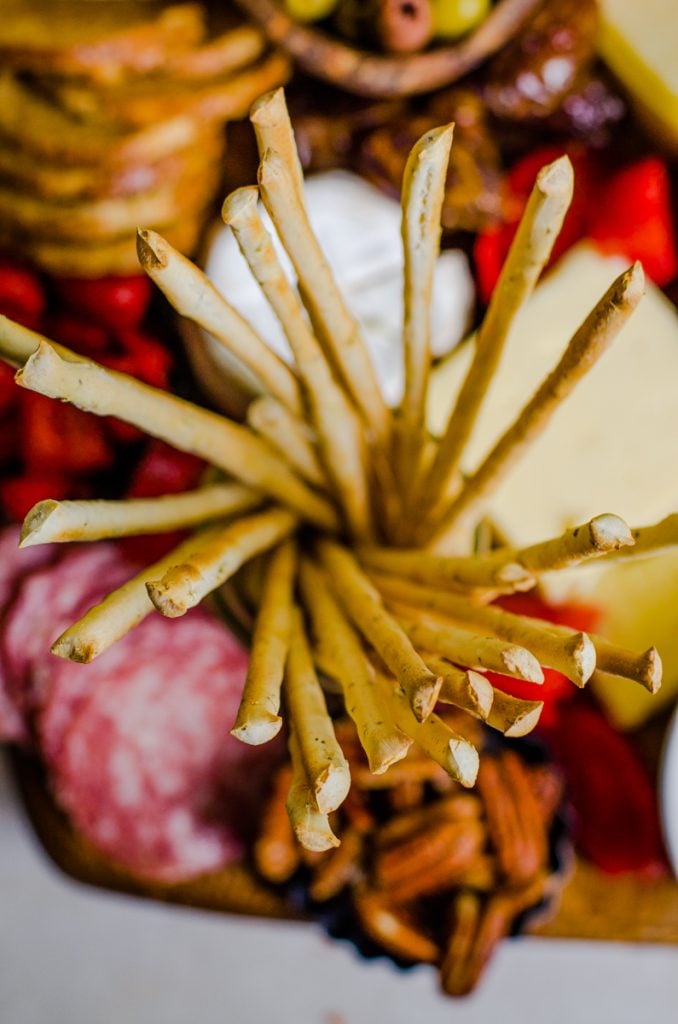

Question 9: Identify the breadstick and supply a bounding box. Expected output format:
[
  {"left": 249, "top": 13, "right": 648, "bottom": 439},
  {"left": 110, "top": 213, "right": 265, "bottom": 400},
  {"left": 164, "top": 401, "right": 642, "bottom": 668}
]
[
  {"left": 250, "top": 87, "right": 305, "bottom": 201},
  {"left": 419, "top": 156, "right": 574, "bottom": 517},
  {"left": 299, "top": 558, "right": 411, "bottom": 774},
  {"left": 136, "top": 228, "right": 303, "bottom": 417},
  {"left": 486, "top": 690, "right": 544, "bottom": 737},
  {"left": 147, "top": 507, "right": 298, "bottom": 617},
  {"left": 257, "top": 147, "right": 390, "bottom": 448},
  {"left": 286, "top": 727, "right": 340, "bottom": 852},
  {"left": 424, "top": 655, "right": 493, "bottom": 720},
  {"left": 372, "top": 573, "right": 595, "bottom": 686},
  {"left": 16, "top": 341, "right": 339, "bottom": 531},
  {"left": 285, "top": 609, "right": 351, "bottom": 815},
  {"left": 52, "top": 525, "right": 226, "bottom": 662},
  {"left": 231, "top": 540, "right": 297, "bottom": 745},
  {"left": 222, "top": 185, "right": 373, "bottom": 540},
  {"left": 605, "top": 513, "right": 678, "bottom": 560},
  {"left": 398, "top": 123, "right": 454, "bottom": 487},
  {"left": 0, "top": 314, "right": 84, "bottom": 367},
  {"left": 376, "top": 670, "right": 479, "bottom": 787},
  {"left": 316, "top": 539, "right": 442, "bottom": 722},
  {"left": 473, "top": 513, "right": 634, "bottom": 580},
  {"left": 247, "top": 396, "right": 327, "bottom": 489},
  {"left": 400, "top": 617, "right": 544, "bottom": 682},
  {"left": 432, "top": 262, "right": 645, "bottom": 547},
  {"left": 358, "top": 545, "right": 535, "bottom": 594},
  {"left": 20, "top": 484, "right": 261, "bottom": 547},
  {"left": 589, "top": 637, "right": 662, "bottom": 693}
]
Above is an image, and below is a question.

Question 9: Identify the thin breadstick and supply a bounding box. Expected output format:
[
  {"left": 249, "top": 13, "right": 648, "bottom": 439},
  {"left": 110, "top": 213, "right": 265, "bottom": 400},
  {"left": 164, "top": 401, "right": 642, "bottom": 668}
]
[
  {"left": 298, "top": 558, "right": 411, "bottom": 774},
  {"left": 147, "top": 507, "right": 298, "bottom": 617},
  {"left": 222, "top": 185, "right": 373, "bottom": 540},
  {"left": 246, "top": 395, "right": 326, "bottom": 489},
  {"left": 376, "top": 670, "right": 479, "bottom": 788},
  {"left": 399, "top": 617, "right": 544, "bottom": 682},
  {"left": 136, "top": 228, "right": 303, "bottom": 416},
  {"left": 316, "top": 539, "right": 443, "bottom": 722},
  {"left": 424, "top": 655, "right": 493, "bottom": 720},
  {"left": 284, "top": 609, "right": 351, "bottom": 815},
  {"left": 231, "top": 540, "right": 297, "bottom": 745},
  {"left": 398, "top": 123, "right": 454, "bottom": 486},
  {"left": 486, "top": 690, "right": 544, "bottom": 737},
  {"left": 16, "top": 341, "right": 339, "bottom": 531},
  {"left": 431, "top": 262, "right": 645, "bottom": 547},
  {"left": 250, "top": 87, "right": 305, "bottom": 201},
  {"left": 468, "top": 513, "right": 634, "bottom": 578},
  {"left": 372, "top": 573, "right": 595, "bottom": 686},
  {"left": 0, "top": 314, "right": 86, "bottom": 367},
  {"left": 257, "top": 147, "right": 390, "bottom": 448},
  {"left": 358, "top": 545, "right": 535, "bottom": 594},
  {"left": 52, "top": 525, "right": 225, "bottom": 662},
  {"left": 286, "top": 727, "right": 340, "bottom": 852},
  {"left": 604, "top": 513, "right": 678, "bottom": 560},
  {"left": 419, "top": 156, "right": 574, "bottom": 516},
  {"left": 589, "top": 637, "right": 662, "bottom": 693},
  {"left": 20, "top": 484, "right": 261, "bottom": 547}
]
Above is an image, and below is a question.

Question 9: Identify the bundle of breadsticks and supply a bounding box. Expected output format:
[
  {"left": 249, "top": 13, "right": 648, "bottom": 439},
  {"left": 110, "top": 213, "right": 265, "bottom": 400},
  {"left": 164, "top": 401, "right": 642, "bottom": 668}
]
[{"left": 0, "top": 88, "right": 671, "bottom": 858}]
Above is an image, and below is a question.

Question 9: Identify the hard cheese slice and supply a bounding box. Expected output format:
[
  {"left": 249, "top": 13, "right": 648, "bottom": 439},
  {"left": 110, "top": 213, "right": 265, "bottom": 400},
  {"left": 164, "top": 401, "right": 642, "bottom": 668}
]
[
  {"left": 428, "top": 243, "right": 678, "bottom": 727},
  {"left": 598, "top": 0, "right": 678, "bottom": 146}
]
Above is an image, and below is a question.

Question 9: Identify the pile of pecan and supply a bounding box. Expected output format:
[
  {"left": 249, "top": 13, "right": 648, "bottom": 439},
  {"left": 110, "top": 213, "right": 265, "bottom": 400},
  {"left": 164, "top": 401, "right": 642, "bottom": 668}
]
[{"left": 254, "top": 713, "right": 565, "bottom": 996}]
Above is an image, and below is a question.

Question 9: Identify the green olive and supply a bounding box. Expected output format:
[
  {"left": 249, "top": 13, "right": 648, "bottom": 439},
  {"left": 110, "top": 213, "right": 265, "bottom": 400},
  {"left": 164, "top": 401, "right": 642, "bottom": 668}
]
[
  {"left": 284, "top": 0, "right": 340, "bottom": 23},
  {"left": 431, "top": 0, "right": 491, "bottom": 39}
]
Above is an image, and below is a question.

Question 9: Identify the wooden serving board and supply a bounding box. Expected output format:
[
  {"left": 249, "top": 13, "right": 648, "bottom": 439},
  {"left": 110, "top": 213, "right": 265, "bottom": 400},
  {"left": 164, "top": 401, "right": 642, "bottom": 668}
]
[{"left": 11, "top": 749, "right": 678, "bottom": 945}]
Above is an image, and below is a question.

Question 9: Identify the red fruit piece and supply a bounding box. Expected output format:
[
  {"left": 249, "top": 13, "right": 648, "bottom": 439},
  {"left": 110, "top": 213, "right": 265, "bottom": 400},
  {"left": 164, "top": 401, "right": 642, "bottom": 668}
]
[
  {"left": 0, "top": 262, "right": 45, "bottom": 324},
  {"left": 0, "top": 361, "right": 17, "bottom": 413},
  {"left": 0, "top": 473, "right": 71, "bottom": 521},
  {"left": 45, "top": 313, "right": 110, "bottom": 356},
  {"left": 119, "top": 440, "right": 206, "bottom": 562},
  {"left": 548, "top": 702, "right": 668, "bottom": 875},
  {"left": 20, "top": 391, "right": 114, "bottom": 475},
  {"left": 588, "top": 157, "right": 678, "bottom": 286},
  {"left": 126, "top": 440, "right": 205, "bottom": 498},
  {"left": 52, "top": 275, "right": 152, "bottom": 332},
  {"left": 486, "top": 594, "right": 601, "bottom": 728},
  {"left": 473, "top": 145, "right": 600, "bottom": 303},
  {"left": 115, "top": 329, "right": 173, "bottom": 389}
]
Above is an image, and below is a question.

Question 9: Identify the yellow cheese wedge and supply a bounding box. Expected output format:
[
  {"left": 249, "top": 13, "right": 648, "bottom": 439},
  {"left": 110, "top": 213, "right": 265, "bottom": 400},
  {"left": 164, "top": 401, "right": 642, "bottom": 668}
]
[
  {"left": 428, "top": 243, "right": 678, "bottom": 727},
  {"left": 598, "top": 0, "right": 678, "bottom": 147}
]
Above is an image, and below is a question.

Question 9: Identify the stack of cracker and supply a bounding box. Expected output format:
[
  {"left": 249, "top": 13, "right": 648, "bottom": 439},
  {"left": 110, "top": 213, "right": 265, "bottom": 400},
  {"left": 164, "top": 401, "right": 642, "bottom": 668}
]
[{"left": 0, "top": 1, "right": 289, "bottom": 276}]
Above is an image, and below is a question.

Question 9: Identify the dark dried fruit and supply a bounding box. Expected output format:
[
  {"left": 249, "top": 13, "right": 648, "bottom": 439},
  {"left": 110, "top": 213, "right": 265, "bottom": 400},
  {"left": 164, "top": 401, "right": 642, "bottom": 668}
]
[
  {"left": 358, "top": 89, "right": 506, "bottom": 232},
  {"left": 485, "top": 0, "right": 599, "bottom": 122}
]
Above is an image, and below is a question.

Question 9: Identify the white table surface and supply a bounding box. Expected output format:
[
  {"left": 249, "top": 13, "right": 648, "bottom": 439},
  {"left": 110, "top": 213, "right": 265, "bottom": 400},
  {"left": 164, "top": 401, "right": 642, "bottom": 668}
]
[{"left": 1, "top": 753, "right": 677, "bottom": 1024}]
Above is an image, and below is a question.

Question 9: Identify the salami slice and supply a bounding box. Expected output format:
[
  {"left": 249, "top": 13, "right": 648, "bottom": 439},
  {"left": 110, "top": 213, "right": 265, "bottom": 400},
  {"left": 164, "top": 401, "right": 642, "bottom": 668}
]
[
  {"left": 0, "top": 525, "right": 57, "bottom": 742},
  {"left": 2, "top": 542, "right": 128, "bottom": 720},
  {"left": 49, "top": 606, "right": 271, "bottom": 882}
]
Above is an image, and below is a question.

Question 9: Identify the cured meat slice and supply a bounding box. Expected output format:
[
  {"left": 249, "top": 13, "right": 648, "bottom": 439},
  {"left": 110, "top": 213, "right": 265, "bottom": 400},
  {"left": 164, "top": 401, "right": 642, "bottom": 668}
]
[
  {"left": 49, "top": 606, "right": 269, "bottom": 882},
  {"left": 0, "top": 525, "right": 57, "bottom": 741},
  {"left": 1, "top": 541, "right": 127, "bottom": 719}
]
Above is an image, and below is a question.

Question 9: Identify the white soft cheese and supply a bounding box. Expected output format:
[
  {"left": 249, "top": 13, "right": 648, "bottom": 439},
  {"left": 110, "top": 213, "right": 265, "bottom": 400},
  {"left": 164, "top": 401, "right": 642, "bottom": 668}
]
[
  {"left": 429, "top": 242, "right": 678, "bottom": 726},
  {"left": 202, "top": 170, "right": 474, "bottom": 408}
]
